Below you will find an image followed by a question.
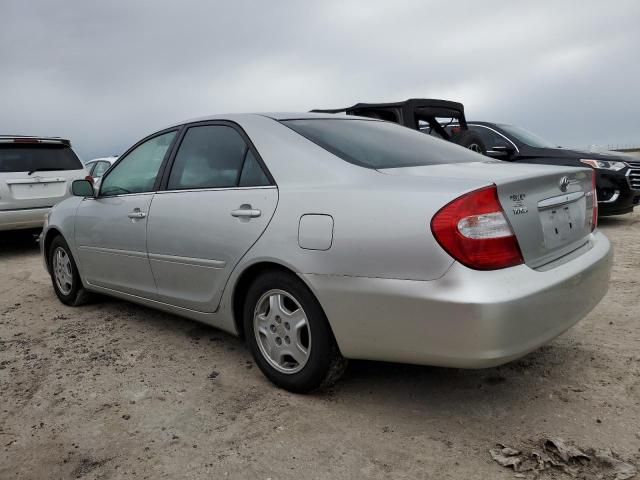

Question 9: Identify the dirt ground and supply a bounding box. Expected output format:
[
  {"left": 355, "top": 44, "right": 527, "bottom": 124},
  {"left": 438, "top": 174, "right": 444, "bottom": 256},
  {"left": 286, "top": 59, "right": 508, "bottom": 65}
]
[{"left": 1, "top": 212, "right": 639, "bottom": 480}]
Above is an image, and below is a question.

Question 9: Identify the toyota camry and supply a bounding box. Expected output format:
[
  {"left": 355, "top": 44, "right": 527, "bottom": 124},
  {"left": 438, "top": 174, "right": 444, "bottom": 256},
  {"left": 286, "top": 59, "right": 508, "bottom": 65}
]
[{"left": 41, "top": 113, "right": 612, "bottom": 392}]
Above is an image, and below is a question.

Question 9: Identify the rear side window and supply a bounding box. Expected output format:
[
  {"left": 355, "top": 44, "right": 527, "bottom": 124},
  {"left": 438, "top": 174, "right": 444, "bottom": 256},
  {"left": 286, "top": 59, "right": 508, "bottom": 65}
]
[
  {"left": 0, "top": 144, "right": 83, "bottom": 173},
  {"left": 239, "top": 150, "right": 270, "bottom": 187},
  {"left": 168, "top": 125, "right": 270, "bottom": 190},
  {"left": 283, "top": 119, "right": 482, "bottom": 169}
]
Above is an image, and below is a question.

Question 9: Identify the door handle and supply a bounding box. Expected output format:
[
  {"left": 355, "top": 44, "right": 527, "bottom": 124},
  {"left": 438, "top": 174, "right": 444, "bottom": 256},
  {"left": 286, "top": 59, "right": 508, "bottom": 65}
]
[
  {"left": 231, "top": 208, "right": 261, "bottom": 218},
  {"left": 127, "top": 210, "right": 147, "bottom": 219}
]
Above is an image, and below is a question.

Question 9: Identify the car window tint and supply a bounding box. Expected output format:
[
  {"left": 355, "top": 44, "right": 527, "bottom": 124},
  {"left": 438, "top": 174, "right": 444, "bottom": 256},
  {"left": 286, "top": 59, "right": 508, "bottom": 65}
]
[
  {"left": 101, "top": 131, "right": 176, "bottom": 196},
  {"left": 470, "top": 126, "right": 508, "bottom": 148},
  {"left": 238, "top": 150, "right": 270, "bottom": 187},
  {"left": 283, "top": 119, "right": 481, "bottom": 169},
  {"left": 92, "top": 161, "right": 110, "bottom": 177},
  {"left": 498, "top": 124, "right": 555, "bottom": 148},
  {"left": 168, "top": 125, "right": 248, "bottom": 190},
  {"left": 0, "top": 144, "right": 83, "bottom": 173},
  {"left": 420, "top": 121, "right": 446, "bottom": 139}
]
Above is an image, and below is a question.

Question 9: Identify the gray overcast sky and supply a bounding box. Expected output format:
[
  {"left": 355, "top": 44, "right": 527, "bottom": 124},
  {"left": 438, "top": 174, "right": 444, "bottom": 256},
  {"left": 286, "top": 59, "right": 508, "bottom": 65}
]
[{"left": 1, "top": 0, "right": 639, "bottom": 159}]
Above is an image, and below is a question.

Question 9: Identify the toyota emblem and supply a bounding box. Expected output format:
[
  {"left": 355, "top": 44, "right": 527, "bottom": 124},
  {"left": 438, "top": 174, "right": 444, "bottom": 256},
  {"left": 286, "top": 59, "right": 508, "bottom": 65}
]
[{"left": 559, "top": 176, "right": 570, "bottom": 192}]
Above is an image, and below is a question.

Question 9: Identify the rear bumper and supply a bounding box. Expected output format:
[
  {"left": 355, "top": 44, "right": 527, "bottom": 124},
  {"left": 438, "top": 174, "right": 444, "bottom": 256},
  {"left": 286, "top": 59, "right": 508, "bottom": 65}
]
[
  {"left": 302, "top": 231, "right": 612, "bottom": 368},
  {"left": 0, "top": 207, "right": 50, "bottom": 231}
]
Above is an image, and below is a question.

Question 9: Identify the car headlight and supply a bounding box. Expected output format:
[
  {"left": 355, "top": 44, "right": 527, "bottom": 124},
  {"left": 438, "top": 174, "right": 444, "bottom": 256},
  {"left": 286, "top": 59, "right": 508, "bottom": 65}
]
[{"left": 580, "top": 159, "right": 626, "bottom": 171}]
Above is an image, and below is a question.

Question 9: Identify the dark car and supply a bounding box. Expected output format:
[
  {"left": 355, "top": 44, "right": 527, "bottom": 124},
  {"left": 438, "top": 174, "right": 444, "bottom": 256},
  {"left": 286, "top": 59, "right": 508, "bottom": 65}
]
[
  {"left": 464, "top": 122, "right": 639, "bottom": 216},
  {"left": 312, "top": 99, "right": 488, "bottom": 154}
]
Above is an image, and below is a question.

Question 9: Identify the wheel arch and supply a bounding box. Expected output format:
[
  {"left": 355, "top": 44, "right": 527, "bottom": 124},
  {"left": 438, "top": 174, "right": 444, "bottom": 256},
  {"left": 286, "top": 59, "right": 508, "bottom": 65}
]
[
  {"left": 42, "top": 227, "right": 64, "bottom": 272},
  {"left": 231, "top": 261, "right": 316, "bottom": 338}
]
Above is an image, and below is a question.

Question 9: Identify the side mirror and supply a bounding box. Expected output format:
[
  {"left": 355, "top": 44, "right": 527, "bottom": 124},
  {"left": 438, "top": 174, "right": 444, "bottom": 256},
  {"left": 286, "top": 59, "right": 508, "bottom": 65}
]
[
  {"left": 72, "top": 179, "right": 95, "bottom": 197},
  {"left": 488, "top": 144, "right": 516, "bottom": 159}
]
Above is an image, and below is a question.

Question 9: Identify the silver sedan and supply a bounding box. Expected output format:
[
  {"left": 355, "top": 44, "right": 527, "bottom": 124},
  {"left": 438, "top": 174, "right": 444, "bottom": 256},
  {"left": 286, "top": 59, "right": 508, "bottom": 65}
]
[{"left": 41, "top": 113, "right": 612, "bottom": 392}]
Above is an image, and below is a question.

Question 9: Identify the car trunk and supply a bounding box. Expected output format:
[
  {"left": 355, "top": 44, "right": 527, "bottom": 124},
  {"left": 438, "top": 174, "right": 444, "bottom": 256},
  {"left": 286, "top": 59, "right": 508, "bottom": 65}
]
[
  {"left": 379, "top": 161, "right": 596, "bottom": 269},
  {"left": 0, "top": 143, "right": 84, "bottom": 210}
]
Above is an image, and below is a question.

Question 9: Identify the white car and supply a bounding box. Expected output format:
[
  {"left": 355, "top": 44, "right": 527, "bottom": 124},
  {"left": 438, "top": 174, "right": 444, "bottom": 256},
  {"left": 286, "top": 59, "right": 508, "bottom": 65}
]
[
  {"left": 0, "top": 136, "right": 88, "bottom": 232},
  {"left": 84, "top": 156, "right": 117, "bottom": 179}
]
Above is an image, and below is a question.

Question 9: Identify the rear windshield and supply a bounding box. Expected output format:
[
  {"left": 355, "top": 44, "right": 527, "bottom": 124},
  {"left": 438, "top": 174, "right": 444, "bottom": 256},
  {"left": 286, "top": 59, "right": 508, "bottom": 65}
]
[
  {"left": 0, "top": 144, "right": 83, "bottom": 173},
  {"left": 282, "top": 119, "right": 482, "bottom": 169}
]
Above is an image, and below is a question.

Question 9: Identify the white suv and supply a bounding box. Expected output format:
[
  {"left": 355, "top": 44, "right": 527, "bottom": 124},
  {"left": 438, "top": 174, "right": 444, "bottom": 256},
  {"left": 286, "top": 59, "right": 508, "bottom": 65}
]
[
  {"left": 0, "top": 136, "right": 88, "bottom": 232},
  {"left": 84, "top": 156, "right": 117, "bottom": 179}
]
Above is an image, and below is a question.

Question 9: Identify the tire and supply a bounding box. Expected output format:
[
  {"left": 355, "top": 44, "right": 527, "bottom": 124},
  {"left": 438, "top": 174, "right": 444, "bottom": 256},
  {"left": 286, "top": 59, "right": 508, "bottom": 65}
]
[
  {"left": 5, "top": 228, "right": 40, "bottom": 243},
  {"left": 48, "top": 235, "right": 92, "bottom": 306},
  {"left": 450, "top": 130, "right": 487, "bottom": 155},
  {"left": 243, "top": 270, "right": 346, "bottom": 393}
]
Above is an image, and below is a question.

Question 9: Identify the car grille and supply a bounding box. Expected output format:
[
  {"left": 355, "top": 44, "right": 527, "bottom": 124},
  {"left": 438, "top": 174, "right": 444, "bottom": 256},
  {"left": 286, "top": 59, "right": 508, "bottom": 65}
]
[{"left": 627, "top": 161, "right": 640, "bottom": 190}]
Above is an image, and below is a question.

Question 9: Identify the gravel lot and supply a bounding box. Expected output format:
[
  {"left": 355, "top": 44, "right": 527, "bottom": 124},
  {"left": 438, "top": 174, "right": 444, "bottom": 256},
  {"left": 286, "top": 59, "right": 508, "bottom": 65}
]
[{"left": 1, "top": 212, "right": 639, "bottom": 479}]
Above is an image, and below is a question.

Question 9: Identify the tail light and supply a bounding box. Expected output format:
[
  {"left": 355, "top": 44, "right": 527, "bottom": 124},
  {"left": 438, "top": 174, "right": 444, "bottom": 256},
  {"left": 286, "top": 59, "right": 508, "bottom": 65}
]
[
  {"left": 590, "top": 171, "right": 598, "bottom": 231},
  {"left": 430, "top": 185, "right": 523, "bottom": 270},
  {"left": 85, "top": 175, "right": 94, "bottom": 184}
]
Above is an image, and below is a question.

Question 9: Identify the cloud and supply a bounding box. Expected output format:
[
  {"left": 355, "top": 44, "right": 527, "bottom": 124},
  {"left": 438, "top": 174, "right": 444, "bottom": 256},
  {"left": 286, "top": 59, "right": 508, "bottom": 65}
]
[{"left": 1, "top": 0, "right": 639, "bottom": 158}]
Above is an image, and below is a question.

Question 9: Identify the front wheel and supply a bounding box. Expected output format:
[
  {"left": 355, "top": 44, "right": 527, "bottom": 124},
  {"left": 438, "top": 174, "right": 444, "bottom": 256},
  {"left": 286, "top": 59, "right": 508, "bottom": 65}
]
[
  {"left": 48, "top": 235, "right": 91, "bottom": 306},
  {"left": 243, "top": 271, "right": 346, "bottom": 393}
]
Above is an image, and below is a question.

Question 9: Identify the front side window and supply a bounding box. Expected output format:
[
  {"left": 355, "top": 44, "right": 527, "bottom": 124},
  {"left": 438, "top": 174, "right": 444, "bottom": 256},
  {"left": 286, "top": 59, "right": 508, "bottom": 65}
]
[
  {"left": 168, "top": 125, "right": 269, "bottom": 190},
  {"left": 100, "top": 131, "right": 176, "bottom": 196},
  {"left": 469, "top": 125, "right": 510, "bottom": 148},
  {"left": 92, "top": 161, "right": 110, "bottom": 177},
  {"left": 283, "top": 119, "right": 482, "bottom": 169}
]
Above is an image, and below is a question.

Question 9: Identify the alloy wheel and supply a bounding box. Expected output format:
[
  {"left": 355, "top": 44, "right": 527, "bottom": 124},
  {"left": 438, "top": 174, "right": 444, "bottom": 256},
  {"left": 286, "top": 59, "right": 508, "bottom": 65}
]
[
  {"left": 253, "top": 289, "right": 311, "bottom": 374},
  {"left": 53, "top": 247, "right": 73, "bottom": 295}
]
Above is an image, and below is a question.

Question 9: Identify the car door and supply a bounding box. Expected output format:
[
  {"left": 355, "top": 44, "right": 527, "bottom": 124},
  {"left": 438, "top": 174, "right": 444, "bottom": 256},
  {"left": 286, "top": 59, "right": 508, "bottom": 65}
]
[
  {"left": 146, "top": 122, "right": 278, "bottom": 312},
  {"left": 75, "top": 130, "right": 178, "bottom": 297}
]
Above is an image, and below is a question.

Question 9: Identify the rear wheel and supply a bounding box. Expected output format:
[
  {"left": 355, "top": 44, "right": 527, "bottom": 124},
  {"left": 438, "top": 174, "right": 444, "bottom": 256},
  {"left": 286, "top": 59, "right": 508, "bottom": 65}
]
[
  {"left": 243, "top": 271, "right": 346, "bottom": 393},
  {"left": 48, "top": 235, "right": 91, "bottom": 306},
  {"left": 450, "top": 130, "right": 487, "bottom": 155}
]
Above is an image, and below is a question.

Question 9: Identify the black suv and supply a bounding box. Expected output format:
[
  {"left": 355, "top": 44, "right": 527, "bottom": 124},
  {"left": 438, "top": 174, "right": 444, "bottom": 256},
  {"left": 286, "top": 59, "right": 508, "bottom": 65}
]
[{"left": 464, "top": 122, "right": 639, "bottom": 216}]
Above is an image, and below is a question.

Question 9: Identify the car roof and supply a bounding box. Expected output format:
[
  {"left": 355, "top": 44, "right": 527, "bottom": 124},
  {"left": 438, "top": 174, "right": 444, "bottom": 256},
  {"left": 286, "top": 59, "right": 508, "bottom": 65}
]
[
  {"left": 261, "top": 112, "right": 359, "bottom": 120},
  {"left": 164, "top": 112, "right": 375, "bottom": 129},
  {"left": 0, "top": 135, "right": 71, "bottom": 146},
  {"left": 466, "top": 121, "right": 515, "bottom": 130},
  {"left": 86, "top": 156, "right": 117, "bottom": 164}
]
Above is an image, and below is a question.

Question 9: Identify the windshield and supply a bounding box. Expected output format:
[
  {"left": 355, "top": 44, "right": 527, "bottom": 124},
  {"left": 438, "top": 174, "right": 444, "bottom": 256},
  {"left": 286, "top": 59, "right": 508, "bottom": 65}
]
[
  {"left": 282, "top": 119, "right": 483, "bottom": 169},
  {"left": 498, "top": 124, "right": 556, "bottom": 148},
  {"left": 0, "top": 144, "right": 83, "bottom": 173}
]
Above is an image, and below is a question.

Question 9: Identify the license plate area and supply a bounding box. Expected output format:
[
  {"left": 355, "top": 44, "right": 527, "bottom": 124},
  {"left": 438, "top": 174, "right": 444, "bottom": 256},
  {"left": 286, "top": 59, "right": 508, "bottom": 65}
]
[
  {"left": 539, "top": 195, "right": 586, "bottom": 249},
  {"left": 8, "top": 180, "right": 66, "bottom": 200}
]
